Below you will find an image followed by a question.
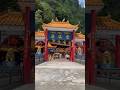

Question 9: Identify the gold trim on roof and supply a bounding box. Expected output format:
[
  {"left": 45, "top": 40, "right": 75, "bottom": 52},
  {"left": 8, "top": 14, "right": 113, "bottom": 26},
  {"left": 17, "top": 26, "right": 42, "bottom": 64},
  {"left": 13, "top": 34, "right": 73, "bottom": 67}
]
[
  {"left": 86, "top": 0, "right": 104, "bottom": 6},
  {"left": 0, "top": 12, "right": 24, "bottom": 26},
  {"left": 42, "top": 21, "right": 79, "bottom": 30},
  {"left": 97, "top": 16, "right": 120, "bottom": 30},
  {"left": 35, "top": 31, "right": 85, "bottom": 39},
  {"left": 35, "top": 31, "right": 44, "bottom": 37},
  {"left": 75, "top": 33, "right": 85, "bottom": 39}
]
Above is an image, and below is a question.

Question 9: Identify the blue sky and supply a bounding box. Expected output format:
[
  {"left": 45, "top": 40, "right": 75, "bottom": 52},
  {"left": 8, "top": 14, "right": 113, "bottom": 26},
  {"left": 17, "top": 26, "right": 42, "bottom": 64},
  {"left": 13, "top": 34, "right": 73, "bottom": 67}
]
[{"left": 79, "top": 0, "right": 85, "bottom": 7}]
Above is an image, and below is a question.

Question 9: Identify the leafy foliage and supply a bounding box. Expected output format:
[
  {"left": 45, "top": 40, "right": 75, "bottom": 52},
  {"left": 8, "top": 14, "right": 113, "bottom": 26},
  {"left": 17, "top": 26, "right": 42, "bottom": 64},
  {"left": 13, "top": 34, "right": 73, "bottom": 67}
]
[{"left": 35, "top": 0, "right": 85, "bottom": 33}]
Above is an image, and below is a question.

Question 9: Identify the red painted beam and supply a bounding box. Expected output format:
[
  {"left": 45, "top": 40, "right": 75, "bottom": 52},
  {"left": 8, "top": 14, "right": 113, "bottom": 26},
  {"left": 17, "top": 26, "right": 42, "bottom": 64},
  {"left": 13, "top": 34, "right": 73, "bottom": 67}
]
[{"left": 23, "top": 7, "right": 32, "bottom": 84}]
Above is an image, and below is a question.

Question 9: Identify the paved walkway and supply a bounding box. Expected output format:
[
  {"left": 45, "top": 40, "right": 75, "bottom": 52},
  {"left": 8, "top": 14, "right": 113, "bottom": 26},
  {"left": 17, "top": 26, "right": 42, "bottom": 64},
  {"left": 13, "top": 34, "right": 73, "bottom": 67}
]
[
  {"left": 35, "top": 59, "right": 107, "bottom": 90},
  {"left": 35, "top": 60, "right": 85, "bottom": 90},
  {"left": 14, "top": 59, "right": 108, "bottom": 90}
]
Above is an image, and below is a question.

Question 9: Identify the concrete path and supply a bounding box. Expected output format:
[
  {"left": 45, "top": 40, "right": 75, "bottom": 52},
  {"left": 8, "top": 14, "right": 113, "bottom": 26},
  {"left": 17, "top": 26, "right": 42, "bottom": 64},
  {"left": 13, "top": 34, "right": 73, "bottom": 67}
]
[
  {"left": 14, "top": 59, "right": 107, "bottom": 90},
  {"left": 35, "top": 60, "right": 106, "bottom": 90},
  {"left": 35, "top": 60, "right": 85, "bottom": 90}
]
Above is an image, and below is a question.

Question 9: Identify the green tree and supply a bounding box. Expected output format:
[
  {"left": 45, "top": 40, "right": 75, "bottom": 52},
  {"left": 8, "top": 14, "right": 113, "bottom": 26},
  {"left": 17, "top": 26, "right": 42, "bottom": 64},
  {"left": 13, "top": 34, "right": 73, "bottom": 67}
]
[
  {"left": 35, "top": 0, "right": 85, "bottom": 34},
  {"left": 35, "top": 9, "right": 43, "bottom": 30}
]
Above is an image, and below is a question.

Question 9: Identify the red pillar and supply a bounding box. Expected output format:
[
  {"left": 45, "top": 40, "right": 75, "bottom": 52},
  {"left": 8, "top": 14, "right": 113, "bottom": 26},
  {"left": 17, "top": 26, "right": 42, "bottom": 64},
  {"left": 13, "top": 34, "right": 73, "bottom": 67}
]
[
  {"left": 87, "top": 10, "right": 96, "bottom": 85},
  {"left": 44, "top": 29, "right": 48, "bottom": 61},
  {"left": 70, "top": 47, "right": 72, "bottom": 61},
  {"left": 23, "top": 7, "right": 32, "bottom": 83},
  {"left": 86, "top": 36, "right": 90, "bottom": 84},
  {"left": 115, "top": 35, "right": 120, "bottom": 68},
  {"left": 70, "top": 30, "right": 75, "bottom": 62}
]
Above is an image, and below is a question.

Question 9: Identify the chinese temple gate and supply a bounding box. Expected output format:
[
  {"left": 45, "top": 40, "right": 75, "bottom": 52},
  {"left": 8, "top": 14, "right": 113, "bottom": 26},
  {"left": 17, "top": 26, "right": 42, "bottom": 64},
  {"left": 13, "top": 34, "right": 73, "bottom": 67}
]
[
  {"left": 35, "top": 20, "right": 85, "bottom": 62},
  {"left": 86, "top": 0, "right": 120, "bottom": 85},
  {"left": 43, "top": 20, "right": 78, "bottom": 62}
]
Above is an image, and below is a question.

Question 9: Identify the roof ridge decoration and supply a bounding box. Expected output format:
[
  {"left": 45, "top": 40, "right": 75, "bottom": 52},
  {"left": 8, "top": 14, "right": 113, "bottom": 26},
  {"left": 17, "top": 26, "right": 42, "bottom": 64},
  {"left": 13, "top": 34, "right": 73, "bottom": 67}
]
[
  {"left": 55, "top": 17, "right": 58, "bottom": 22},
  {"left": 62, "top": 18, "right": 66, "bottom": 22},
  {"left": 67, "top": 20, "right": 69, "bottom": 23},
  {"left": 75, "top": 32, "right": 85, "bottom": 39},
  {"left": 51, "top": 19, "right": 54, "bottom": 22},
  {"left": 42, "top": 19, "right": 79, "bottom": 31}
]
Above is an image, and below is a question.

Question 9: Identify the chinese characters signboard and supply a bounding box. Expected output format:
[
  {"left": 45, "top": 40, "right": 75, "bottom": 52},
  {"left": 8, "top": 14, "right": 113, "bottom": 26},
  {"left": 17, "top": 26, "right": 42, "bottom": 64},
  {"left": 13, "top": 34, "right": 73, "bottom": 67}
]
[{"left": 48, "top": 31, "right": 73, "bottom": 40}]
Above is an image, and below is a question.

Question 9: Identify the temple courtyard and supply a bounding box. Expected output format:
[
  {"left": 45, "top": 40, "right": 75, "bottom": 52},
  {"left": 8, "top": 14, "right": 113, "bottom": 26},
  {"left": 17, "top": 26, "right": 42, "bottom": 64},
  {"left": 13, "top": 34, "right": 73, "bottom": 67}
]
[
  {"left": 13, "top": 59, "right": 120, "bottom": 90},
  {"left": 34, "top": 59, "right": 108, "bottom": 90},
  {"left": 14, "top": 59, "right": 107, "bottom": 90},
  {"left": 35, "top": 60, "right": 85, "bottom": 90}
]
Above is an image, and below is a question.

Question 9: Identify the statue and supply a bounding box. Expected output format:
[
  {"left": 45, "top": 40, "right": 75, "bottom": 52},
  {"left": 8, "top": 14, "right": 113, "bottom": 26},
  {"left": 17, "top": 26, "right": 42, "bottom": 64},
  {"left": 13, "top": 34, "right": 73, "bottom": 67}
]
[{"left": 102, "top": 51, "right": 112, "bottom": 68}]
